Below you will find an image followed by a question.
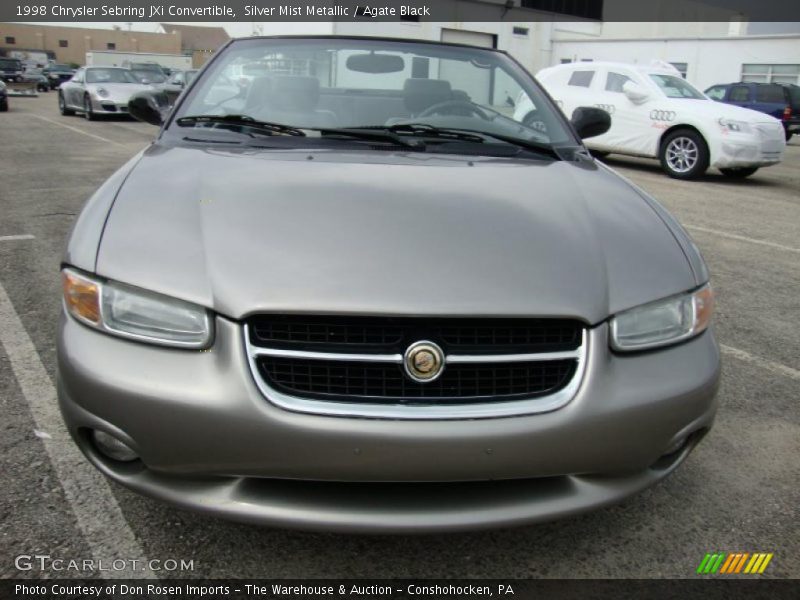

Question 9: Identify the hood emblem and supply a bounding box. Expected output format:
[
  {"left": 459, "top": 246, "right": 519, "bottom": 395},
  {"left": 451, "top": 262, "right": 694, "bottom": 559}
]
[{"left": 404, "top": 341, "right": 445, "bottom": 383}]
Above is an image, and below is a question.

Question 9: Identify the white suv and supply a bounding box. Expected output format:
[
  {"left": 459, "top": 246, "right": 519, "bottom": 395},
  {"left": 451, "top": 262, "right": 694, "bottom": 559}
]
[{"left": 518, "top": 61, "right": 785, "bottom": 179}]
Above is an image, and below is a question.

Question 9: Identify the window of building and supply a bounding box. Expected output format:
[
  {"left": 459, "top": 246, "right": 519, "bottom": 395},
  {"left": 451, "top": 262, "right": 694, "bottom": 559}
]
[
  {"left": 605, "top": 71, "right": 632, "bottom": 93},
  {"left": 729, "top": 86, "right": 751, "bottom": 102},
  {"left": 513, "top": 26, "right": 530, "bottom": 36},
  {"left": 5, "top": 36, "right": 15, "bottom": 45},
  {"left": 568, "top": 70, "right": 594, "bottom": 87},
  {"left": 742, "top": 64, "right": 800, "bottom": 85},
  {"left": 669, "top": 62, "right": 688, "bottom": 79},
  {"left": 59, "top": 40, "right": 68, "bottom": 48},
  {"left": 521, "top": 0, "right": 603, "bottom": 20},
  {"left": 106, "top": 42, "right": 116, "bottom": 50},
  {"left": 560, "top": 58, "right": 572, "bottom": 64}
]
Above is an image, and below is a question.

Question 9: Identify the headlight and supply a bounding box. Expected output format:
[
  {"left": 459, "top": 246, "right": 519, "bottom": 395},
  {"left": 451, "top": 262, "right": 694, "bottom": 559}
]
[
  {"left": 96, "top": 87, "right": 110, "bottom": 98},
  {"left": 610, "top": 285, "right": 714, "bottom": 351},
  {"left": 718, "top": 118, "right": 751, "bottom": 133},
  {"left": 62, "top": 269, "right": 213, "bottom": 348}
]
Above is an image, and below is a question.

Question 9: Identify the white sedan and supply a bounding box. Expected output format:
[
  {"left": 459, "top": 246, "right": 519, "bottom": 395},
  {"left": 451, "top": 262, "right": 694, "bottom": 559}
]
[{"left": 516, "top": 61, "right": 785, "bottom": 179}]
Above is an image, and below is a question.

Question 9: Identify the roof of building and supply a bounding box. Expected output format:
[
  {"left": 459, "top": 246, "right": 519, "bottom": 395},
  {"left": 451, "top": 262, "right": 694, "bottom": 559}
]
[{"left": 159, "top": 23, "right": 229, "bottom": 51}]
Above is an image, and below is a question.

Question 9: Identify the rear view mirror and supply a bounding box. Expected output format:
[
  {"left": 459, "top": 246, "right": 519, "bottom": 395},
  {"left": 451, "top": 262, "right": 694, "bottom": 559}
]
[
  {"left": 571, "top": 106, "right": 611, "bottom": 139},
  {"left": 129, "top": 90, "right": 170, "bottom": 126},
  {"left": 622, "top": 80, "right": 649, "bottom": 104},
  {"left": 346, "top": 53, "right": 404, "bottom": 74}
]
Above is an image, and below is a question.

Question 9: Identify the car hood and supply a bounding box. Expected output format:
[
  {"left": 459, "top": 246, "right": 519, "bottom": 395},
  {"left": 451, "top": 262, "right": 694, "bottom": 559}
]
[
  {"left": 87, "top": 82, "right": 152, "bottom": 101},
  {"left": 96, "top": 145, "right": 696, "bottom": 323},
  {"left": 667, "top": 97, "right": 781, "bottom": 123}
]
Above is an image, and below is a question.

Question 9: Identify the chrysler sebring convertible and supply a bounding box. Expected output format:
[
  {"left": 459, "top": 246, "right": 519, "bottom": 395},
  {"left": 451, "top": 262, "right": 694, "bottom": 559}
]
[{"left": 57, "top": 37, "right": 720, "bottom": 532}]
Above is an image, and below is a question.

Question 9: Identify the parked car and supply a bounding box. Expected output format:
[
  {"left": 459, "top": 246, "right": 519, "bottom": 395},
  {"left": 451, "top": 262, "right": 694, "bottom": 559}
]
[
  {"left": 122, "top": 61, "right": 167, "bottom": 76},
  {"left": 21, "top": 69, "right": 49, "bottom": 93},
  {"left": 58, "top": 36, "right": 720, "bottom": 533},
  {"left": 42, "top": 64, "right": 76, "bottom": 89},
  {"left": 705, "top": 82, "right": 800, "bottom": 142},
  {"left": 0, "top": 57, "right": 24, "bottom": 82},
  {"left": 157, "top": 68, "right": 198, "bottom": 106},
  {"left": 522, "top": 61, "right": 786, "bottom": 179},
  {"left": 58, "top": 67, "right": 153, "bottom": 120},
  {"left": 130, "top": 69, "right": 168, "bottom": 85},
  {"left": 0, "top": 80, "right": 8, "bottom": 111}
]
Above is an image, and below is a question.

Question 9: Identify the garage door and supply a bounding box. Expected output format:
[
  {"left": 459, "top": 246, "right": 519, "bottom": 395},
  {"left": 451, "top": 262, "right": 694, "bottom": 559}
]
[
  {"left": 440, "top": 29, "right": 496, "bottom": 49},
  {"left": 439, "top": 29, "right": 496, "bottom": 104}
]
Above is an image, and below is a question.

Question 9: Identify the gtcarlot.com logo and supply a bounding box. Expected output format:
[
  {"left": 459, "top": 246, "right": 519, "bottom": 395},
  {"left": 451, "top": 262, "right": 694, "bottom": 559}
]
[{"left": 697, "top": 552, "right": 773, "bottom": 575}]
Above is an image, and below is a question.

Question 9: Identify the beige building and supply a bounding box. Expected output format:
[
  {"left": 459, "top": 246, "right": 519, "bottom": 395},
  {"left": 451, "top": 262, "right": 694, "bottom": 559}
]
[
  {"left": 0, "top": 23, "right": 182, "bottom": 66},
  {"left": 158, "top": 24, "right": 230, "bottom": 67}
]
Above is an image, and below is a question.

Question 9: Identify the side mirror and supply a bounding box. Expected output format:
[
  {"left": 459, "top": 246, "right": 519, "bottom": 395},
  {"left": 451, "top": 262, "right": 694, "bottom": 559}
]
[
  {"left": 571, "top": 106, "right": 611, "bottom": 139},
  {"left": 128, "top": 90, "right": 170, "bottom": 126},
  {"left": 622, "top": 80, "right": 649, "bottom": 104}
]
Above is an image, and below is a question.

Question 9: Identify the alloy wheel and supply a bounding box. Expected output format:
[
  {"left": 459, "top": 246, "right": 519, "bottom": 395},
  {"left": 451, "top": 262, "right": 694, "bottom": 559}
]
[{"left": 665, "top": 136, "right": 698, "bottom": 174}]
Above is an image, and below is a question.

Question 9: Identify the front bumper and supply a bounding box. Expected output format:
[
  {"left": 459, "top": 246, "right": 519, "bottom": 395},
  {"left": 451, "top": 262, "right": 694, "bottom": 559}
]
[
  {"left": 712, "top": 126, "right": 785, "bottom": 168},
  {"left": 57, "top": 314, "right": 720, "bottom": 532},
  {"left": 88, "top": 96, "right": 130, "bottom": 114}
]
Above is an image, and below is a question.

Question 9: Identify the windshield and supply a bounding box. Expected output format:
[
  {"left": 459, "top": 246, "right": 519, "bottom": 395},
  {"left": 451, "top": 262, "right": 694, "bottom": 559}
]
[
  {"left": 0, "top": 59, "right": 22, "bottom": 70},
  {"left": 131, "top": 70, "right": 166, "bottom": 83},
  {"left": 175, "top": 37, "right": 575, "bottom": 146},
  {"left": 51, "top": 64, "right": 73, "bottom": 72},
  {"left": 650, "top": 74, "right": 705, "bottom": 99},
  {"left": 86, "top": 68, "right": 139, "bottom": 84}
]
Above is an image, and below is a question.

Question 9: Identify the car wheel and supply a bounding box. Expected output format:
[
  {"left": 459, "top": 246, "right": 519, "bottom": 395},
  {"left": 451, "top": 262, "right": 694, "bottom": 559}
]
[
  {"left": 719, "top": 167, "right": 759, "bottom": 179},
  {"left": 58, "top": 92, "right": 74, "bottom": 116},
  {"left": 785, "top": 130, "right": 793, "bottom": 142},
  {"left": 83, "top": 94, "right": 95, "bottom": 121},
  {"left": 659, "top": 129, "right": 709, "bottom": 180},
  {"left": 38, "top": 84, "right": 48, "bottom": 93},
  {"left": 0, "top": 99, "right": 8, "bottom": 112}
]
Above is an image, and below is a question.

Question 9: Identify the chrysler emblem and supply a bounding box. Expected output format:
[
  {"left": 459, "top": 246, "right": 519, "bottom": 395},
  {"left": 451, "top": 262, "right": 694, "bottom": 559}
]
[{"left": 404, "top": 341, "right": 445, "bottom": 383}]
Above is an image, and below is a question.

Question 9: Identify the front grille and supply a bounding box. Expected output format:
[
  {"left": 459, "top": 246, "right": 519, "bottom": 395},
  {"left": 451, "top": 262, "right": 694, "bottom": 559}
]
[
  {"left": 248, "top": 315, "right": 581, "bottom": 354},
  {"left": 258, "top": 357, "right": 576, "bottom": 404}
]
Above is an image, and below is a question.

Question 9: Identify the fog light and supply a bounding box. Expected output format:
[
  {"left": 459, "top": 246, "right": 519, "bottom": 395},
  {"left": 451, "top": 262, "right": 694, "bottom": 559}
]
[{"left": 92, "top": 430, "right": 139, "bottom": 462}]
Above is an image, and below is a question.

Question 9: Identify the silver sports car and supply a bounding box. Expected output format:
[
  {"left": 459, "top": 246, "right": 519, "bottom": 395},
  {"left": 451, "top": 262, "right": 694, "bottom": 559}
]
[
  {"left": 58, "top": 67, "right": 153, "bottom": 119},
  {"left": 57, "top": 36, "right": 720, "bottom": 532}
]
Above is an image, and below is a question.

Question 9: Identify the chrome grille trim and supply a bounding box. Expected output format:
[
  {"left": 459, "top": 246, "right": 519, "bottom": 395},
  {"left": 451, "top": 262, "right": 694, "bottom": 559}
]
[{"left": 244, "top": 324, "right": 588, "bottom": 420}]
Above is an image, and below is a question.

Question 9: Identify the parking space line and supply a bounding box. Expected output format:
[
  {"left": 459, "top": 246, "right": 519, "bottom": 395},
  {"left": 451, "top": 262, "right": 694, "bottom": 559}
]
[
  {"left": 26, "top": 114, "right": 127, "bottom": 147},
  {"left": 0, "top": 235, "right": 35, "bottom": 242},
  {"left": 0, "top": 279, "right": 155, "bottom": 579},
  {"left": 685, "top": 225, "right": 800, "bottom": 254},
  {"left": 720, "top": 344, "right": 800, "bottom": 382}
]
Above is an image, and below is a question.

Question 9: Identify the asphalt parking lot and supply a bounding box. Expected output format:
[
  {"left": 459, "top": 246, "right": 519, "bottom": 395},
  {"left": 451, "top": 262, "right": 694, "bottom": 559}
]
[{"left": 0, "top": 93, "right": 798, "bottom": 580}]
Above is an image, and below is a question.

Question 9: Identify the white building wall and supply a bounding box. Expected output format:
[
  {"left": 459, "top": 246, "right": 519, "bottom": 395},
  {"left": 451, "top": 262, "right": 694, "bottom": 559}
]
[
  {"left": 549, "top": 35, "right": 800, "bottom": 90},
  {"left": 331, "top": 21, "right": 549, "bottom": 74}
]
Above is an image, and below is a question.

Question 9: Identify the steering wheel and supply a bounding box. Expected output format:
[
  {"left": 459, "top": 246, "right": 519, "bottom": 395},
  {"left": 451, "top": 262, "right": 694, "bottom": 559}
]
[{"left": 417, "top": 100, "right": 492, "bottom": 120}]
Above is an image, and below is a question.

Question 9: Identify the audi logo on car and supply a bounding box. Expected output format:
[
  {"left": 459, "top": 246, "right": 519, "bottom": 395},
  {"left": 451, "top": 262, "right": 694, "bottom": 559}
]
[{"left": 650, "top": 110, "right": 677, "bottom": 121}]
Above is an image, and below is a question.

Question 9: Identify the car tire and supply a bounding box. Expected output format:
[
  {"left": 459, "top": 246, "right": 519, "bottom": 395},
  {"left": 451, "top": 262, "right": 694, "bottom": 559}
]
[
  {"left": 785, "top": 130, "right": 793, "bottom": 142},
  {"left": 0, "top": 99, "right": 8, "bottom": 112},
  {"left": 83, "top": 94, "right": 95, "bottom": 121},
  {"left": 719, "top": 167, "right": 759, "bottom": 179},
  {"left": 659, "top": 129, "right": 709, "bottom": 180},
  {"left": 58, "top": 92, "right": 74, "bottom": 116}
]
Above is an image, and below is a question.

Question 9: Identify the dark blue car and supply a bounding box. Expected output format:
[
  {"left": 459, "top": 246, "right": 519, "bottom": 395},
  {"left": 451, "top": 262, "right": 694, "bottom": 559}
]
[{"left": 705, "top": 82, "right": 800, "bottom": 141}]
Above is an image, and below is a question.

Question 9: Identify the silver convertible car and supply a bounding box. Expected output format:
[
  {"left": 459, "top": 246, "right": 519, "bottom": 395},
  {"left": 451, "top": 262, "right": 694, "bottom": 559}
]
[
  {"left": 58, "top": 36, "right": 720, "bottom": 532},
  {"left": 58, "top": 67, "right": 153, "bottom": 119}
]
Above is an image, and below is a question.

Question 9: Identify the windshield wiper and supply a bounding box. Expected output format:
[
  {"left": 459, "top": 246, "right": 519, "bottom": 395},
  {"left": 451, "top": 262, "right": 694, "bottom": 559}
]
[
  {"left": 176, "top": 115, "right": 306, "bottom": 137},
  {"left": 315, "top": 127, "right": 424, "bottom": 149},
  {"left": 358, "top": 123, "right": 560, "bottom": 158}
]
